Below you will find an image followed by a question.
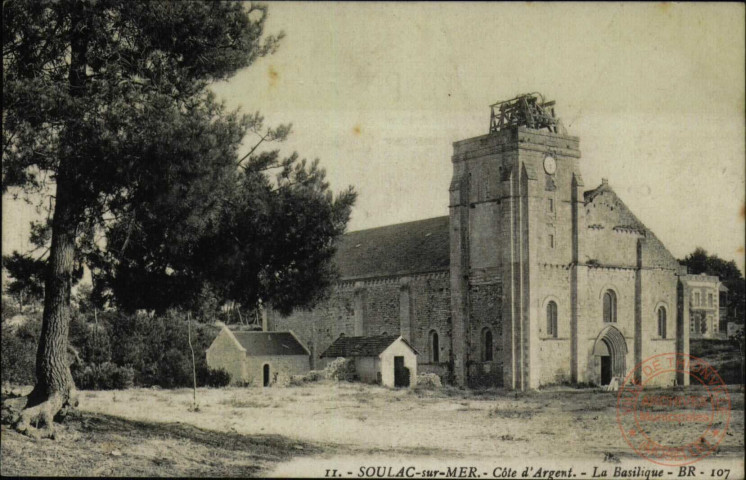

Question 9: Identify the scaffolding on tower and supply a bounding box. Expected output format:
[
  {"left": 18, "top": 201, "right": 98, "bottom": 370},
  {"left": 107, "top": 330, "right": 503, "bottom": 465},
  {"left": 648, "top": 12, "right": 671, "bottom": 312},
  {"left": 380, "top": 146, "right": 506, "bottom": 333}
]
[{"left": 489, "top": 93, "right": 564, "bottom": 134}]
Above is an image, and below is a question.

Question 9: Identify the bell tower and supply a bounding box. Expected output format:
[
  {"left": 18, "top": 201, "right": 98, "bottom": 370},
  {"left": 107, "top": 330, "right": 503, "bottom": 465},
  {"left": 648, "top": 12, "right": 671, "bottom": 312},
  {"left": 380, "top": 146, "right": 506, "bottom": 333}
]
[{"left": 449, "top": 93, "right": 582, "bottom": 389}]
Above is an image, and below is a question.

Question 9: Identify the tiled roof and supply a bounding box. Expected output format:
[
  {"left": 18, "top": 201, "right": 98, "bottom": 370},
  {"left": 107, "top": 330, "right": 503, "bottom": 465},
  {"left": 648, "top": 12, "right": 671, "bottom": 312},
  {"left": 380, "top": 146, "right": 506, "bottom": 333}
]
[
  {"left": 230, "top": 331, "right": 309, "bottom": 356},
  {"left": 334, "top": 216, "right": 450, "bottom": 280},
  {"left": 319, "top": 335, "right": 417, "bottom": 358}
]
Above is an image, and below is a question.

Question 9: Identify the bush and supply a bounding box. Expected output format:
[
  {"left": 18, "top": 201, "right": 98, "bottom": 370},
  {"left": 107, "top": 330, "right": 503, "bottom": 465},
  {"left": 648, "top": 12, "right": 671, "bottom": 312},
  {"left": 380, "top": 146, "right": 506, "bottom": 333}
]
[
  {"left": 289, "top": 370, "right": 324, "bottom": 386},
  {"left": 416, "top": 373, "right": 442, "bottom": 389},
  {"left": 0, "top": 318, "right": 41, "bottom": 385},
  {"left": 104, "top": 311, "right": 220, "bottom": 388},
  {"left": 2, "top": 307, "right": 226, "bottom": 390},
  {"left": 201, "top": 367, "right": 231, "bottom": 387},
  {"left": 157, "top": 348, "right": 191, "bottom": 388},
  {"left": 324, "top": 358, "right": 356, "bottom": 382},
  {"left": 72, "top": 362, "right": 135, "bottom": 390}
]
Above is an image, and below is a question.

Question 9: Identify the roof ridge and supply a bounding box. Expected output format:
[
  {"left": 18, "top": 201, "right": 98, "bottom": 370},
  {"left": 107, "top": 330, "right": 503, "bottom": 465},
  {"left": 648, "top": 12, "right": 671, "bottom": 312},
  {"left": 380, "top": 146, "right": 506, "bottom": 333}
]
[{"left": 343, "top": 215, "right": 449, "bottom": 236}]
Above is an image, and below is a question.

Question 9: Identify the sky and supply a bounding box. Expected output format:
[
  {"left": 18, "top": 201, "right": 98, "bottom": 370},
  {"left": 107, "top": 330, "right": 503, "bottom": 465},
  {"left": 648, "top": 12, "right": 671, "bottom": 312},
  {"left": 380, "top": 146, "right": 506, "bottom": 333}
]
[{"left": 3, "top": 2, "right": 745, "bottom": 273}]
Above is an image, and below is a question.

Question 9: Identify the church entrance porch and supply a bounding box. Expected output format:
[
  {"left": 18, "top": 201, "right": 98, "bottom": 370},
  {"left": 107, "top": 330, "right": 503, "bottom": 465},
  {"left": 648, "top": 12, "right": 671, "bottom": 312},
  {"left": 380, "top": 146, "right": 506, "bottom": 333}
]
[{"left": 592, "top": 326, "right": 628, "bottom": 386}]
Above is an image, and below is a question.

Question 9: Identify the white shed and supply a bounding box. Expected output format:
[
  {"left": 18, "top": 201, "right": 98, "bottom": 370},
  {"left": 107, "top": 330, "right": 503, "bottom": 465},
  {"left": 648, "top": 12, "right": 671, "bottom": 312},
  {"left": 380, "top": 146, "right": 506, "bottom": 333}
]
[
  {"left": 206, "top": 327, "right": 310, "bottom": 386},
  {"left": 320, "top": 335, "right": 418, "bottom": 388}
]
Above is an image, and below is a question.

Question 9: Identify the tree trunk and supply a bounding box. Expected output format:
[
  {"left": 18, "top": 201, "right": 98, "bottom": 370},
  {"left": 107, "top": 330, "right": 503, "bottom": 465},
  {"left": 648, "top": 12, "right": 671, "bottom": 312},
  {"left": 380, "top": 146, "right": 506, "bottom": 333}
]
[
  {"left": 2, "top": 2, "right": 89, "bottom": 439},
  {"left": 6, "top": 174, "right": 80, "bottom": 439}
]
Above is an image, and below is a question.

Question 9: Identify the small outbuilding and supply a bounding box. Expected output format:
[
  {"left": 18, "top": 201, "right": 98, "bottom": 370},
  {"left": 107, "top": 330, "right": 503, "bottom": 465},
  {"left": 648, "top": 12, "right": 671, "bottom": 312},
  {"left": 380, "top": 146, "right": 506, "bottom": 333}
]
[
  {"left": 206, "top": 327, "right": 310, "bottom": 386},
  {"left": 320, "top": 335, "right": 418, "bottom": 388}
]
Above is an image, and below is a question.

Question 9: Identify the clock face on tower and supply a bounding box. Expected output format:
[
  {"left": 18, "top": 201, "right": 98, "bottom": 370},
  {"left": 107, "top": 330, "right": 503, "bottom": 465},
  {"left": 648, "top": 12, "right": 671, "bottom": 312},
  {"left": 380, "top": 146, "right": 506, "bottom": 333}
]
[{"left": 543, "top": 155, "right": 556, "bottom": 175}]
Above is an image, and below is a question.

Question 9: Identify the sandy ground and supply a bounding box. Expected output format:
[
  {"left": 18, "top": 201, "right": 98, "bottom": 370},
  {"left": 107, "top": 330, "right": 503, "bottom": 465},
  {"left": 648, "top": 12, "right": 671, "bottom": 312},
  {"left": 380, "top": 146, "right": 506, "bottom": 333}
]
[
  {"left": 80, "top": 383, "right": 745, "bottom": 459},
  {"left": 3, "top": 382, "right": 744, "bottom": 477}
]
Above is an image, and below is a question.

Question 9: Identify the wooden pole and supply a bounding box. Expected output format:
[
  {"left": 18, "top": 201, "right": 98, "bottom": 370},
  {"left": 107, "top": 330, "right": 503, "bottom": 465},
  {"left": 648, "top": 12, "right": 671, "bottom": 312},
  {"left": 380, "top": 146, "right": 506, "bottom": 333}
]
[
  {"left": 93, "top": 307, "right": 98, "bottom": 360},
  {"left": 187, "top": 312, "right": 197, "bottom": 408}
]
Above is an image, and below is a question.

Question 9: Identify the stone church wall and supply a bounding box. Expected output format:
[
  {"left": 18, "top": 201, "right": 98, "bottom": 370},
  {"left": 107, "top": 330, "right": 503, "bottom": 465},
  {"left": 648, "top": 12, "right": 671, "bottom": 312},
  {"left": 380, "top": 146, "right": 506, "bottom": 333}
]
[
  {"left": 269, "top": 272, "right": 452, "bottom": 377},
  {"left": 467, "top": 282, "right": 503, "bottom": 387},
  {"left": 639, "top": 268, "right": 680, "bottom": 387},
  {"left": 579, "top": 266, "right": 637, "bottom": 385},
  {"left": 410, "top": 274, "right": 451, "bottom": 379},
  {"left": 268, "top": 285, "right": 357, "bottom": 369},
  {"left": 533, "top": 264, "right": 572, "bottom": 386}
]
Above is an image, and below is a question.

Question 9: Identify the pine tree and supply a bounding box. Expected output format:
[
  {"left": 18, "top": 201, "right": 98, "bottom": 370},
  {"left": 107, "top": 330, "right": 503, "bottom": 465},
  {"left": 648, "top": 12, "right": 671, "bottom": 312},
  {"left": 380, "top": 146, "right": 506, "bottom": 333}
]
[{"left": 2, "top": 0, "right": 282, "bottom": 438}]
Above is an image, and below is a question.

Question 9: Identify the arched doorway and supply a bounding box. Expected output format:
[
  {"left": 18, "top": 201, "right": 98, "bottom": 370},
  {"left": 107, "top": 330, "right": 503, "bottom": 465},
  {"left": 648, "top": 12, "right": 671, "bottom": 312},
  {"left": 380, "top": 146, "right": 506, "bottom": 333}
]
[
  {"left": 592, "top": 326, "right": 627, "bottom": 385},
  {"left": 263, "top": 364, "right": 270, "bottom": 387}
]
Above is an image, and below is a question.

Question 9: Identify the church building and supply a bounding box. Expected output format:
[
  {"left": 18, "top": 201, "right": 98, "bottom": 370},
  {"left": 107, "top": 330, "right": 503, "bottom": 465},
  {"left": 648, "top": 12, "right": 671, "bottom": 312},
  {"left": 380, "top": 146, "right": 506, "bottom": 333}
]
[{"left": 268, "top": 94, "right": 700, "bottom": 390}]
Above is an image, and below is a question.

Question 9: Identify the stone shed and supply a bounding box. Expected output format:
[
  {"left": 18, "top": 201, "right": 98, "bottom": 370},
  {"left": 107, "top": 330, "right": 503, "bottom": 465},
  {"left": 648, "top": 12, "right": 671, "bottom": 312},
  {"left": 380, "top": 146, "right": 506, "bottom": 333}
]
[
  {"left": 320, "top": 335, "right": 418, "bottom": 388},
  {"left": 206, "top": 327, "right": 310, "bottom": 386}
]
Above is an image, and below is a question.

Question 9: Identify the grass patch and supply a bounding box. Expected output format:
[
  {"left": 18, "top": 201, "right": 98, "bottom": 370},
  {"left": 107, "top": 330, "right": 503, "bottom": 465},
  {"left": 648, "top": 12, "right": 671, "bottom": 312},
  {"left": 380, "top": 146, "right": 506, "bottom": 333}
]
[
  {"left": 218, "top": 396, "right": 271, "bottom": 409},
  {"left": 487, "top": 405, "right": 535, "bottom": 419},
  {"left": 0, "top": 411, "right": 319, "bottom": 477}
]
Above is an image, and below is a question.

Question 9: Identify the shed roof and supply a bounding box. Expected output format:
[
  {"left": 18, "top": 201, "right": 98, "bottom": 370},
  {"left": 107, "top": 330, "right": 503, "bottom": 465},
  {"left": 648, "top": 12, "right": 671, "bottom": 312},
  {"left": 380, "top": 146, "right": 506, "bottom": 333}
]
[
  {"left": 320, "top": 335, "right": 417, "bottom": 358},
  {"left": 334, "top": 216, "right": 449, "bottom": 280},
  {"left": 230, "top": 331, "right": 309, "bottom": 356}
]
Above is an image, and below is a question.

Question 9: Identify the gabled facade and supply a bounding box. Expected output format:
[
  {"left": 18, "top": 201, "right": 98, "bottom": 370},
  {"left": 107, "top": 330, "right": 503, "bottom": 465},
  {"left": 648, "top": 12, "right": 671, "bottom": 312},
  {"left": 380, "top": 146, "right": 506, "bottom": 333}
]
[
  {"left": 320, "top": 335, "right": 418, "bottom": 387},
  {"left": 206, "top": 328, "right": 310, "bottom": 386},
  {"left": 269, "top": 95, "right": 699, "bottom": 390}
]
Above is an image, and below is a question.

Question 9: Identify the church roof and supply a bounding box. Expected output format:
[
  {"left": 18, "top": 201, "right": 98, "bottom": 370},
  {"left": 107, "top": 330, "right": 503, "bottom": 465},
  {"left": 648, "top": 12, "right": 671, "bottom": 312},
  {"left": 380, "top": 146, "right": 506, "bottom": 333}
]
[
  {"left": 230, "top": 331, "right": 309, "bottom": 356},
  {"left": 334, "top": 216, "right": 450, "bottom": 280},
  {"left": 320, "top": 335, "right": 417, "bottom": 358}
]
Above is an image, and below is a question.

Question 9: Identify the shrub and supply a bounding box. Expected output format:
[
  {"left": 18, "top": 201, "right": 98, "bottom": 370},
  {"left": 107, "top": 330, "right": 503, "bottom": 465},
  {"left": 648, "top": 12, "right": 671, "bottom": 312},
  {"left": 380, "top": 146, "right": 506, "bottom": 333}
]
[
  {"left": 0, "top": 318, "right": 41, "bottom": 385},
  {"left": 324, "top": 357, "right": 356, "bottom": 382},
  {"left": 289, "top": 370, "right": 324, "bottom": 386},
  {"left": 275, "top": 373, "right": 291, "bottom": 387},
  {"left": 158, "top": 348, "right": 191, "bottom": 388},
  {"left": 72, "top": 362, "right": 135, "bottom": 390},
  {"left": 416, "top": 373, "right": 442, "bottom": 389},
  {"left": 201, "top": 367, "right": 231, "bottom": 388}
]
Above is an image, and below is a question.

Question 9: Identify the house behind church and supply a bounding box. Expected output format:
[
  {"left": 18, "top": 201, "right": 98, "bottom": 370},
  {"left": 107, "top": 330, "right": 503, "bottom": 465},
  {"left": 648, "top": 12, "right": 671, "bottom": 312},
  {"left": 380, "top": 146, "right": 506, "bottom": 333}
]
[
  {"left": 267, "top": 93, "right": 710, "bottom": 390},
  {"left": 206, "top": 327, "right": 310, "bottom": 386},
  {"left": 320, "top": 335, "right": 418, "bottom": 388}
]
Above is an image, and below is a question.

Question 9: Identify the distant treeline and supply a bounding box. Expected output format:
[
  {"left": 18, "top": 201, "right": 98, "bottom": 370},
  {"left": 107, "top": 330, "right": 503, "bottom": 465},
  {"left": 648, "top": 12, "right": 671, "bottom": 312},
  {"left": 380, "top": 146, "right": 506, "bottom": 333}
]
[{"left": 2, "top": 308, "right": 230, "bottom": 389}]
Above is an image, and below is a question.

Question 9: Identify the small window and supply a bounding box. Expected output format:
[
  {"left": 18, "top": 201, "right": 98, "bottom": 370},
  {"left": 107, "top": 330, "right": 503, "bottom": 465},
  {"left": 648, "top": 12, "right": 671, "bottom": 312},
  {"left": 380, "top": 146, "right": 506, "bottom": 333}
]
[
  {"left": 546, "top": 301, "right": 558, "bottom": 338},
  {"left": 429, "top": 330, "right": 439, "bottom": 363},
  {"left": 482, "top": 328, "right": 493, "bottom": 361},
  {"left": 547, "top": 198, "right": 554, "bottom": 212},
  {"left": 657, "top": 307, "right": 667, "bottom": 339},
  {"left": 694, "top": 291, "right": 700, "bottom": 306},
  {"left": 708, "top": 294, "right": 713, "bottom": 307},
  {"left": 549, "top": 234, "right": 555, "bottom": 249},
  {"left": 603, "top": 290, "right": 617, "bottom": 323}
]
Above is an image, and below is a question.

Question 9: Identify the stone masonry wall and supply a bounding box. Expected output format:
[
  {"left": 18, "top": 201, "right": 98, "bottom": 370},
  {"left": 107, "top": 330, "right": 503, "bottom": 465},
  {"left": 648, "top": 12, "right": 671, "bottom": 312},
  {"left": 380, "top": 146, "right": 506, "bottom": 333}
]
[
  {"left": 245, "top": 355, "right": 310, "bottom": 386},
  {"left": 533, "top": 263, "right": 573, "bottom": 386},
  {"left": 269, "top": 272, "right": 452, "bottom": 378},
  {"left": 467, "top": 282, "right": 503, "bottom": 387}
]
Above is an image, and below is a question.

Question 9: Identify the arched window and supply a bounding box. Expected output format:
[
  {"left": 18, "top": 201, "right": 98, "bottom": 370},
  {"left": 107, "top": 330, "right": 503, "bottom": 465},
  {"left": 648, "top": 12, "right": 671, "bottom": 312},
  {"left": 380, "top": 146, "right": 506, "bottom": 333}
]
[
  {"left": 546, "top": 301, "right": 558, "bottom": 338},
  {"left": 429, "top": 330, "right": 439, "bottom": 363},
  {"left": 603, "top": 290, "right": 617, "bottom": 323},
  {"left": 657, "top": 307, "right": 667, "bottom": 339},
  {"left": 482, "top": 328, "right": 493, "bottom": 361}
]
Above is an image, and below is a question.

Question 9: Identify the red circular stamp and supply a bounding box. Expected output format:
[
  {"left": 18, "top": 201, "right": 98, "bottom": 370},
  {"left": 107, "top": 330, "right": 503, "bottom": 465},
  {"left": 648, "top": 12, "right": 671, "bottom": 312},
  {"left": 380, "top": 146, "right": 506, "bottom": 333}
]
[{"left": 616, "top": 353, "right": 731, "bottom": 466}]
